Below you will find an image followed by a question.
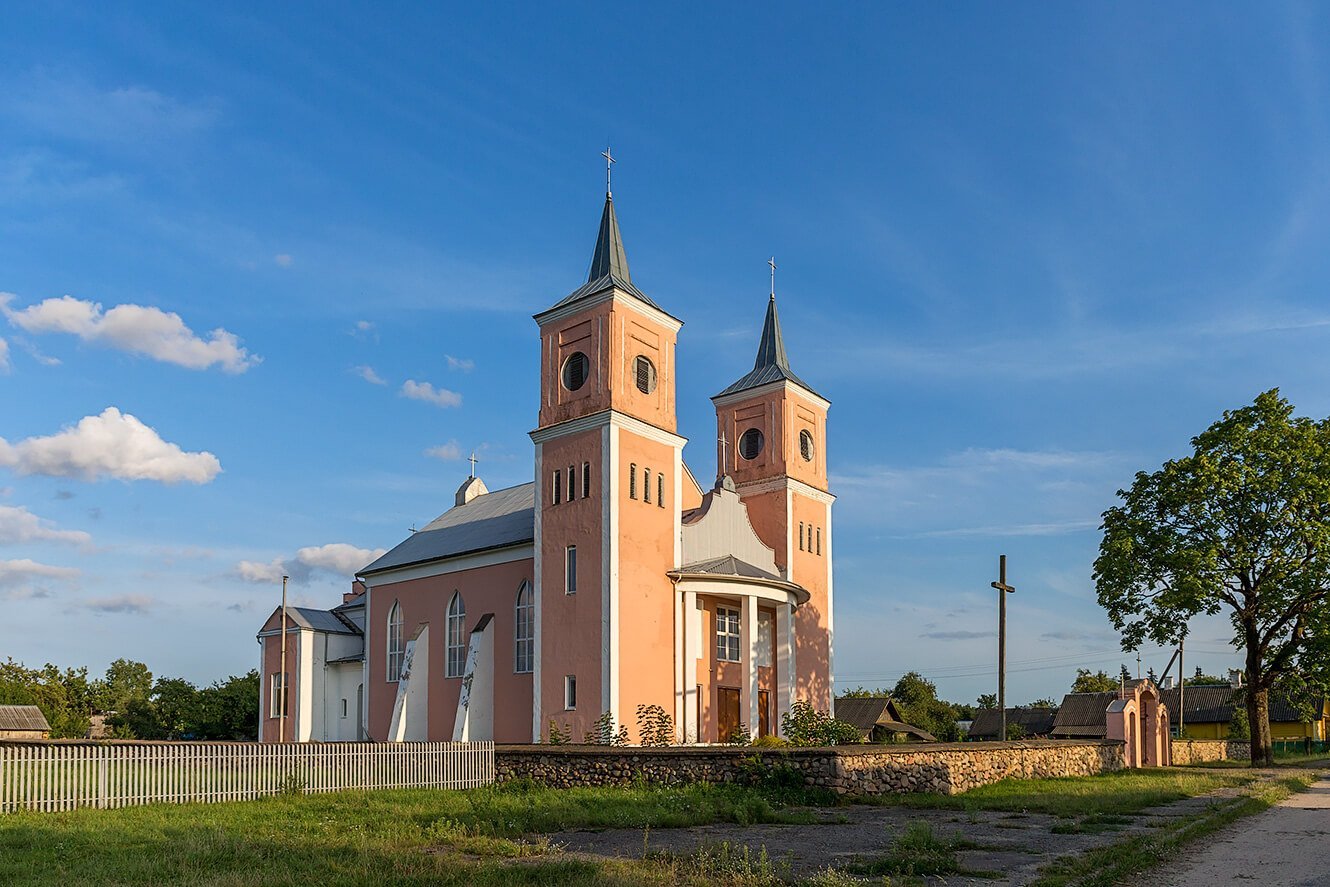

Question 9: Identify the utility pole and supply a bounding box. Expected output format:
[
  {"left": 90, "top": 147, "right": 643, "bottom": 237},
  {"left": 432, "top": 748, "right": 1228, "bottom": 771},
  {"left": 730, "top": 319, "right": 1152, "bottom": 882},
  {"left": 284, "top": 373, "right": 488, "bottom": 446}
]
[
  {"left": 991, "top": 555, "right": 1016, "bottom": 740},
  {"left": 1178, "top": 634, "right": 1185, "bottom": 737},
  {"left": 279, "top": 574, "right": 289, "bottom": 744}
]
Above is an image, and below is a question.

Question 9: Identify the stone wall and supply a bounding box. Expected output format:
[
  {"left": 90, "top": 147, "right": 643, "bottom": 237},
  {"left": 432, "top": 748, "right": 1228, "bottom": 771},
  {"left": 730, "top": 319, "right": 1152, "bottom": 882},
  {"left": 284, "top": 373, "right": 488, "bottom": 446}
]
[
  {"left": 1170, "top": 739, "right": 1250, "bottom": 765},
  {"left": 495, "top": 740, "right": 1124, "bottom": 796}
]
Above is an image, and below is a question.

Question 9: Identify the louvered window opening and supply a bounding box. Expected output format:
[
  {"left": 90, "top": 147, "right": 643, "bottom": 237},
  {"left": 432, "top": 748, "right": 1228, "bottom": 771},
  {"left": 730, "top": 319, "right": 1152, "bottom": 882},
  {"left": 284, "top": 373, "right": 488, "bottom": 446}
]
[
  {"left": 643, "top": 468, "right": 651, "bottom": 503},
  {"left": 582, "top": 462, "right": 591, "bottom": 498},
  {"left": 634, "top": 355, "right": 657, "bottom": 394},
  {"left": 739, "top": 428, "right": 764, "bottom": 461},
  {"left": 657, "top": 473, "right": 664, "bottom": 507},
  {"left": 799, "top": 429, "right": 815, "bottom": 462},
  {"left": 552, "top": 469, "right": 562, "bottom": 505},
  {"left": 629, "top": 463, "right": 637, "bottom": 499},
  {"left": 568, "top": 464, "right": 575, "bottom": 501},
  {"left": 562, "top": 352, "right": 589, "bottom": 391}
]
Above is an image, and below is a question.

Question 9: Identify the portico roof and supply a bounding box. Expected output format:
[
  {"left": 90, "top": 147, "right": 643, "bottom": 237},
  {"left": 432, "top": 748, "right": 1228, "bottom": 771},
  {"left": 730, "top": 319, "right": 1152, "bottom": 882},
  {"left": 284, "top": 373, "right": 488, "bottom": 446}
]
[{"left": 668, "top": 555, "right": 810, "bottom": 606}]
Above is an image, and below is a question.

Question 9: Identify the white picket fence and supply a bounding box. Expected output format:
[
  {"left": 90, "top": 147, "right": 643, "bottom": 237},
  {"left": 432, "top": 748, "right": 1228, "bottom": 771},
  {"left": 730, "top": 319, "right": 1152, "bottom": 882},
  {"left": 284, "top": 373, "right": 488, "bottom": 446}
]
[{"left": 0, "top": 741, "right": 494, "bottom": 813}]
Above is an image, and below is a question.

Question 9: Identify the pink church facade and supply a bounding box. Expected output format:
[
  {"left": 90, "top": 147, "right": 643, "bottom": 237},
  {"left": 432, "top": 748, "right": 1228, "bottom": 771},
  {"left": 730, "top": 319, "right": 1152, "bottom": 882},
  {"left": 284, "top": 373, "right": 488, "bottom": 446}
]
[{"left": 256, "top": 188, "right": 835, "bottom": 744}]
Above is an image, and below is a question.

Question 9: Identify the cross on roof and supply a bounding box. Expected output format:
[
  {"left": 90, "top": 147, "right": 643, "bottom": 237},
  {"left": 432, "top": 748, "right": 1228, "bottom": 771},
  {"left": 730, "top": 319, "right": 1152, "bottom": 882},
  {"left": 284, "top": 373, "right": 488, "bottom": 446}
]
[
  {"left": 602, "top": 147, "right": 615, "bottom": 196},
  {"left": 768, "top": 256, "right": 777, "bottom": 296},
  {"left": 468, "top": 451, "right": 479, "bottom": 478},
  {"left": 717, "top": 430, "right": 729, "bottom": 480}
]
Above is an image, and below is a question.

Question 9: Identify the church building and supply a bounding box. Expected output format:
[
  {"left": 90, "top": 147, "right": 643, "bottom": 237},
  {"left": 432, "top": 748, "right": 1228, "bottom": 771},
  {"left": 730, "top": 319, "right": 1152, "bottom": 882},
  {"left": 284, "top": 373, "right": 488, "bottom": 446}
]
[{"left": 256, "top": 182, "right": 835, "bottom": 744}]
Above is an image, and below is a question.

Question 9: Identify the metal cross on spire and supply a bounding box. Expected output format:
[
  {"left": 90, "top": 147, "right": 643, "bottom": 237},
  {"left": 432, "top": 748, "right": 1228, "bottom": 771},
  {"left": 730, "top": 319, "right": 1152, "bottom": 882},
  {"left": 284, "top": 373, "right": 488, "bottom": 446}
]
[
  {"left": 602, "top": 147, "right": 615, "bottom": 197},
  {"left": 717, "top": 430, "right": 729, "bottom": 482},
  {"left": 468, "top": 451, "right": 479, "bottom": 478},
  {"left": 768, "top": 256, "right": 777, "bottom": 297}
]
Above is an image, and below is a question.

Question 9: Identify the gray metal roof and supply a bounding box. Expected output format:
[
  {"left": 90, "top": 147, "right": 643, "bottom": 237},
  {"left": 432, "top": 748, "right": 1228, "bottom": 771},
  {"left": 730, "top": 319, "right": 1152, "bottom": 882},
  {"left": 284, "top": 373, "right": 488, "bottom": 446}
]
[
  {"left": 360, "top": 482, "right": 534, "bottom": 576},
  {"left": 675, "top": 554, "right": 783, "bottom": 582},
  {"left": 1051, "top": 692, "right": 1118, "bottom": 737},
  {"left": 715, "top": 295, "right": 822, "bottom": 399},
  {"left": 275, "top": 607, "right": 359, "bottom": 635},
  {"left": 0, "top": 705, "right": 51, "bottom": 732},
  {"left": 537, "top": 195, "right": 675, "bottom": 321},
  {"left": 833, "top": 697, "right": 936, "bottom": 742},
  {"left": 969, "top": 707, "right": 1058, "bottom": 739}
]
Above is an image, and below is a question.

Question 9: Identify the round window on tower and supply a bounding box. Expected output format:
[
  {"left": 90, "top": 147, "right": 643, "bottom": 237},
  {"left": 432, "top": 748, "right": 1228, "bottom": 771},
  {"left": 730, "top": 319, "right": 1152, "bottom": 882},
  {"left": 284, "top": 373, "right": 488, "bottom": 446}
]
[
  {"left": 561, "top": 352, "right": 589, "bottom": 391},
  {"left": 634, "top": 355, "right": 657, "bottom": 394},
  {"left": 799, "top": 429, "right": 815, "bottom": 462},
  {"left": 738, "top": 428, "right": 764, "bottom": 461}
]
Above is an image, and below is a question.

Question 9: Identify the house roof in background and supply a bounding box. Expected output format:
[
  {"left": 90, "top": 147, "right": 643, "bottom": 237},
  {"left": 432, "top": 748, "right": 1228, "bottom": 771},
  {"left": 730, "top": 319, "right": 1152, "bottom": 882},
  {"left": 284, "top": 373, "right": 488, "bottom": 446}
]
[
  {"left": 968, "top": 707, "right": 1058, "bottom": 739},
  {"left": 0, "top": 705, "right": 50, "bottom": 732}
]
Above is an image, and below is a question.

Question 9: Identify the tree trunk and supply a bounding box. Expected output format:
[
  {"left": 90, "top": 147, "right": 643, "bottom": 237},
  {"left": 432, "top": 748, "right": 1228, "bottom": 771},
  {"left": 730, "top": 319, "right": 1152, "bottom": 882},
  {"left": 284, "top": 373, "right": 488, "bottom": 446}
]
[{"left": 1249, "top": 686, "right": 1274, "bottom": 767}]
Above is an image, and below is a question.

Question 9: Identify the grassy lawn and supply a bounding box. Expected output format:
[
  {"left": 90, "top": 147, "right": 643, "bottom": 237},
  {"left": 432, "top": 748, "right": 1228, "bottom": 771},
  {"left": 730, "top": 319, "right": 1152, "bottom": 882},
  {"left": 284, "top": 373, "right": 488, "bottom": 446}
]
[
  {"left": 857, "top": 767, "right": 1258, "bottom": 817},
  {"left": 0, "top": 781, "right": 828, "bottom": 887}
]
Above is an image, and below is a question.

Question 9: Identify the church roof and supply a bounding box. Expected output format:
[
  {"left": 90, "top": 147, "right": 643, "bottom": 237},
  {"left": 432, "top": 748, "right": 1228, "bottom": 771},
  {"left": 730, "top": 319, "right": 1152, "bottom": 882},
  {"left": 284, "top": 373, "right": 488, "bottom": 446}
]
[
  {"left": 537, "top": 194, "right": 677, "bottom": 322},
  {"left": 674, "top": 554, "right": 784, "bottom": 582},
  {"left": 360, "top": 481, "right": 534, "bottom": 576},
  {"left": 714, "top": 295, "right": 822, "bottom": 399}
]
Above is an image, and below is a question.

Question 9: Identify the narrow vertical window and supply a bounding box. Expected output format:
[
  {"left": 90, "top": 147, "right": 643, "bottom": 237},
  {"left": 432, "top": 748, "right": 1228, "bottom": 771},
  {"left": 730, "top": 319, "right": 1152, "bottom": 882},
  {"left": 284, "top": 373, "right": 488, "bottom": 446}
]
[
  {"left": 799, "top": 522, "right": 805, "bottom": 551},
  {"left": 553, "top": 469, "right": 562, "bottom": 505},
  {"left": 341, "top": 699, "right": 348, "bottom": 719},
  {"left": 386, "top": 601, "right": 404, "bottom": 682},
  {"left": 568, "top": 464, "right": 575, "bottom": 501},
  {"left": 270, "top": 672, "right": 289, "bottom": 718},
  {"left": 515, "top": 581, "right": 534, "bottom": 673},
  {"left": 446, "top": 591, "right": 467, "bottom": 678},
  {"left": 564, "top": 674, "right": 577, "bottom": 709},
  {"left": 582, "top": 462, "right": 591, "bottom": 498},
  {"left": 565, "top": 545, "right": 577, "bottom": 594},
  {"left": 816, "top": 527, "right": 822, "bottom": 556},
  {"left": 643, "top": 468, "right": 651, "bottom": 503},
  {"left": 657, "top": 473, "right": 664, "bottom": 508},
  {"left": 629, "top": 463, "right": 637, "bottom": 499}
]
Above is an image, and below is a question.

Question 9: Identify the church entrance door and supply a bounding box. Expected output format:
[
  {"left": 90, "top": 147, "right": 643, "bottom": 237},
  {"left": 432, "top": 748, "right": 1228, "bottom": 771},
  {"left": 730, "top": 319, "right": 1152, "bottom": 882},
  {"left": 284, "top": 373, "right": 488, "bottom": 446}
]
[{"left": 718, "top": 687, "right": 740, "bottom": 742}]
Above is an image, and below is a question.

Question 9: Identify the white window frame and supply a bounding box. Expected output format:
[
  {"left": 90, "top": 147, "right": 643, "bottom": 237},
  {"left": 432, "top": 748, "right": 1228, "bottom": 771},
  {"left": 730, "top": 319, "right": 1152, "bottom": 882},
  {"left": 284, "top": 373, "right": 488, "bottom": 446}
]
[
  {"left": 269, "top": 672, "right": 289, "bottom": 719},
  {"left": 386, "top": 601, "right": 404, "bottom": 682},
  {"left": 565, "top": 545, "right": 577, "bottom": 594},
  {"left": 446, "top": 591, "right": 467, "bottom": 678},
  {"left": 515, "top": 581, "right": 534, "bottom": 674},
  {"left": 564, "top": 674, "right": 577, "bottom": 710},
  {"left": 716, "top": 606, "right": 741, "bottom": 663}
]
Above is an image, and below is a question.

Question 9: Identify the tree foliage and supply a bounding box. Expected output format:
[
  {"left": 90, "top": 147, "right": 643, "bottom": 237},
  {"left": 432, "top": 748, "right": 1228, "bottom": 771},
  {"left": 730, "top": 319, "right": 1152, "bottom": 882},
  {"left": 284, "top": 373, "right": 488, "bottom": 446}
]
[
  {"left": 1071, "top": 669, "right": 1119, "bottom": 694},
  {"left": 1094, "top": 390, "right": 1330, "bottom": 765},
  {"left": 890, "top": 672, "right": 961, "bottom": 742},
  {"left": 779, "top": 701, "right": 860, "bottom": 746}
]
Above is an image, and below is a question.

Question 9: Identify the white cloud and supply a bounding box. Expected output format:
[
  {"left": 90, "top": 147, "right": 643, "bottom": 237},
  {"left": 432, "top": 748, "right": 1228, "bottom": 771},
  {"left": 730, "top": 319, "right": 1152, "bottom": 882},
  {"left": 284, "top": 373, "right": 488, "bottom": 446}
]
[
  {"left": 401, "top": 379, "right": 462, "bottom": 408},
  {"left": 0, "top": 558, "right": 79, "bottom": 588},
  {"left": 80, "top": 594, "right": 154, "bottom": 614},
  {"left": 0, "top": 336, "right": 8, "bottom": 372},
  {"left": 353, "top": 365, "right": 386, "bottom": 386},
  {"left": 425, "top": 440, "right": 463, "bottom": 460},
  {"left": 273, "top": 254, "right": 293, "bottom": 268},
  {"left": 236, "top": 542, "right": 387, "bottom": 586},
  {"left": 445, "top": 355, "right": 474, "bottom": 372},
  {"left": 0, "top": 504, "right": 91, "bottom": 545},
  {"left": 0, "top": 407, "right": 222, "bottom": 484},
  {"left": 2, "top": 293, "right": 259, "bottom": 373}
]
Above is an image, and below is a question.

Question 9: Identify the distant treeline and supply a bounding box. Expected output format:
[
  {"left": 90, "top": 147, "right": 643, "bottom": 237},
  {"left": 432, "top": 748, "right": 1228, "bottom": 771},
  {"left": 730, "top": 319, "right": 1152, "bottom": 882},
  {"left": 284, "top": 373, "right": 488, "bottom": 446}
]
[{"left": 0, "top": 658, "right": 258, "bottom": 740}]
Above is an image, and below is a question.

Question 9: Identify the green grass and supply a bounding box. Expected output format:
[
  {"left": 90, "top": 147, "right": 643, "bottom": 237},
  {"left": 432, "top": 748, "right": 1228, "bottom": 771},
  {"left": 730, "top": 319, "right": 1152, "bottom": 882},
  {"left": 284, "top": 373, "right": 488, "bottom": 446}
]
[
  {"left": 1031, "top": 773, "right": 1316, "bottom": 887},
  {"left": 0, "top": 780, "right": 830, "bottom": 887},
  {"left": 845, "top": 821, "right": 998, "bottom": 880},
  {"left": 857, "top": 768, "right": 1257, "bottom": 818}
]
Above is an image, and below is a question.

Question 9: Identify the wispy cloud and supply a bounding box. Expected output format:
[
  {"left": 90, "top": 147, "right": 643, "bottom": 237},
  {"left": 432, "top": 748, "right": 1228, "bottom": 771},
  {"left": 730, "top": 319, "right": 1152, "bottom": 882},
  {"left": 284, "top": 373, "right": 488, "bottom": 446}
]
[
  {"left": 236, "top": 542, "right": 388, "bottom": 586},
  {"left": 79, "top": 594, "right": 154, "bottom": 615},
  {"left": 401, "top": 379, "right": 462, "bottom": 408},
  {"left": 3, "top": 72, "right": 218, "bottom": 146},
  {"left": 352, "top": 365, "right": 386, "bottom": 386},
  {"left": 425, "top": 440, "right": 463, "bottom": 460},
  {"left": 0, "top": 558, "right": 79, "bottom": 588},
  {"left": 0, "top": 337, "right": 8, "bottom": 373},
  {"left": 445, "top": 355, "right": 474, "bottom": 372},
  {"left": 273, "top": 254, "right": 293, "bottom": 268},
  {"left": 2, "top": 292, "right": 259, "bottom": 373},
  {"left": 0, "top": 407, "right": 222, "bottom": 484},
  {"left": 0, "top": 504, "right": 90, "bottom": 546}
]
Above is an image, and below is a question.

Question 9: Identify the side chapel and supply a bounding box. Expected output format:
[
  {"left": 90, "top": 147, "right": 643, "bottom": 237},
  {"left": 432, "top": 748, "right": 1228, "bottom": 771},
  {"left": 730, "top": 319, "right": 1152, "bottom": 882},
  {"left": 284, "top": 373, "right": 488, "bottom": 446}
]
[{"left": 256, "top": 180, "right": 835, "bottom": 744}]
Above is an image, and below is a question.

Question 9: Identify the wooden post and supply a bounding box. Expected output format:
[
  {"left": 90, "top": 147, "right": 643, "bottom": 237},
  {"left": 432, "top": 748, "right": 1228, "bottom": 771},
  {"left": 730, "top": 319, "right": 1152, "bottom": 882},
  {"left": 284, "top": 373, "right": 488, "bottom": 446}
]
[{"left": 991, "top": 555, "right": 1016, "bottom": 740}]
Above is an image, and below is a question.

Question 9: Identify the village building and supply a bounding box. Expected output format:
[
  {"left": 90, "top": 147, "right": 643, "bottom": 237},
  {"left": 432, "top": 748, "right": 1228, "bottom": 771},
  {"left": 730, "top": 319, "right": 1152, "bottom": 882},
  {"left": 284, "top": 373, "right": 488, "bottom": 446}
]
[
  {"left": 0, "top": 705, "right": 51, "bottom": 740},
  {"left": 256, "top": 185, "right": 835, "bottom": 744},
  {"left": 833, "top": 697, "right": 936, "bottom": 743},
  {"left": 1051, "top": 679, "right": 1170, "bottom": 767},
  {"left": 966, "top": 706, "right": 1058, "bottom": 741}
]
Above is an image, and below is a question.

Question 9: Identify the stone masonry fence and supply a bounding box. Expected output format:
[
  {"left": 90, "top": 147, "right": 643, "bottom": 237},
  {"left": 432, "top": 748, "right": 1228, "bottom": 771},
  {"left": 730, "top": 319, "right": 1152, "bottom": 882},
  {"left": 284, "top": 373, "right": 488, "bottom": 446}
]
[{"left": 496, "top": 740, "right": 1125, "bottom": 796}]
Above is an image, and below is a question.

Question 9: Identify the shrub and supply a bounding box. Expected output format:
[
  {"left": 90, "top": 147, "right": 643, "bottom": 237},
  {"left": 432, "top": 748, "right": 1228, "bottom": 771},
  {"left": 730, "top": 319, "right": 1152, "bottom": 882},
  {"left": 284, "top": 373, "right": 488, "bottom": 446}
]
[
  {"left": 725, "top": 722, "right": 753, "bottom": 745},
  {"left": 750, "top": 734, "right": 790, "bottom": 749},
  {"left": 546, "top": 719, "right": 570, "bottom": 745},
  {"left": 636, "top": 704, "right": 675, "bottom": 746},
  {"left": 584, "top": 710, "right": 630, "bottom": 746},
  {"left": 780, "top": 701, "right": 861, "bottom": 746}
]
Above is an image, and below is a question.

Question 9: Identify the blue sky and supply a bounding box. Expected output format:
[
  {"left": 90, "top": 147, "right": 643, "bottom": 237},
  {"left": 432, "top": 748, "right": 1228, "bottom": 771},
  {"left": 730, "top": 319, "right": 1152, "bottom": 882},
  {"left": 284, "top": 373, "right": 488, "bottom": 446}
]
[{"left": 3, "top": 4, "right": 1328, "bottom": 705}]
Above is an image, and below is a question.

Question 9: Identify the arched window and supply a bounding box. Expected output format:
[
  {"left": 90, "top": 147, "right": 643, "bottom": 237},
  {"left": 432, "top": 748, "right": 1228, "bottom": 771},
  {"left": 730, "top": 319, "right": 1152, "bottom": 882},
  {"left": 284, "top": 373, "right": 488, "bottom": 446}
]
[
  {"left": 386, "top": 601, "right": 404, "bottom": 682},
  {"left": 446, "top": 592, "right": 466, "bottom": 678},
  {"left": 515, "top": 581, "right": 534, "bottom": 673}
]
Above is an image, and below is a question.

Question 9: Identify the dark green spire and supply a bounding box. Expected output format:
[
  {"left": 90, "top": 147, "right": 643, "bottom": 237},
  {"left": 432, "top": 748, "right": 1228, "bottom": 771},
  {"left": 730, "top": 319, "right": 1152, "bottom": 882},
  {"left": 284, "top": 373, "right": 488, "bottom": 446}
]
[
  {"left": 752, "top": 294, "right": 789, "bottom": 372},
  {"left": 586, "top": 195, "right": 631, "bottom": 283}
]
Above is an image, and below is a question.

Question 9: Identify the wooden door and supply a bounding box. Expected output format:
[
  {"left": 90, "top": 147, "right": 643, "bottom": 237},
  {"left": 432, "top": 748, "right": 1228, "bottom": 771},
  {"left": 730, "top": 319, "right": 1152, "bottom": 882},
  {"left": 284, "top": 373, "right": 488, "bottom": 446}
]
[
  {"left": 758, "top": 690, "right": 771, "bottom": 738},
  {"left": 718, "top": 688, "right": 740, "bottom": 742}
]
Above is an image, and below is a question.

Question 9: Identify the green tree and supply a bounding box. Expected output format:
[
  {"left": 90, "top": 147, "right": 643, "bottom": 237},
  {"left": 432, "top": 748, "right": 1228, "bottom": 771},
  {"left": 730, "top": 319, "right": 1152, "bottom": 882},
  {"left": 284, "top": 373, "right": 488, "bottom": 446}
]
[
  {"left": 96, "top": 659, "right": 153, "bottom": 714},
  {"left": 195, "top": 671, "right": 260, "bottom": 740},
  {"left": 1072, "top": 669, "right": 1119, "bottom": 694},
  {"left": 1094, "top": 390, "right": 1330, "bottom": 766},
  {"left": 891, "top": 672, "right": 960, "bottom": 741},
  {"left": 1026, "top": 697, "right": 1058, "bottom": 709},
  {"left": 976, "top": 693, "right": 997, "bottom": 709}
]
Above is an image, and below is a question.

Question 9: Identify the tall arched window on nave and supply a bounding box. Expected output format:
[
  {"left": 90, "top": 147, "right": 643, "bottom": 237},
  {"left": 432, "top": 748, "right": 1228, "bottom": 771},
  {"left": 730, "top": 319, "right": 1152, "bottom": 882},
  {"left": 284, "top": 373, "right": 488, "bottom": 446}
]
[
  {"left": 386, "top": 601, "right": 404, "bottom": 681},
  {"left": 446, "top": 591, "right": 467, "bottom": 678},
  {"left": 514, "top": 581, "right": 534, "bottom": 673}
]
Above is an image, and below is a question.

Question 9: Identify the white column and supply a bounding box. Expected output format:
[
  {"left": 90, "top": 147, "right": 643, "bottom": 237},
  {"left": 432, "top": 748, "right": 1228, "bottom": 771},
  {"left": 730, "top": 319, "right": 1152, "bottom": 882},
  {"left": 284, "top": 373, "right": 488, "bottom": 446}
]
[
  {"left": 683, "top": 590, "right": 698, "bottom": 743},
  {"left": 776, "top": 603, "right": 794, "bottom": 736},
  {"left": 674, "top": 591, "right": 684, "bottom": 740},
  {"left": 741, "top": 596, "right": 759, "bottom": 735}
]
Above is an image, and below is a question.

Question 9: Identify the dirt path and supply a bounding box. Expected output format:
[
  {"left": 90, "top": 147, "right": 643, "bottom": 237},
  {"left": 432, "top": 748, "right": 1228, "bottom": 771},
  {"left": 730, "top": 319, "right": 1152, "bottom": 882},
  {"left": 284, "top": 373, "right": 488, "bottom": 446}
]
[
  {"left": 543, "top": 784, "right": 1253, "bottom": 884},
  {"left": 1154, "top": 778, "right": 1330, "bottom": 887}
]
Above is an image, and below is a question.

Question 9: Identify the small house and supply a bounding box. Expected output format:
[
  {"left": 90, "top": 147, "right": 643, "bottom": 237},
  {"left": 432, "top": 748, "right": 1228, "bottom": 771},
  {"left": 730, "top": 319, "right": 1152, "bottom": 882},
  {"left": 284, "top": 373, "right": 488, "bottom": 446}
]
[
  {"left": 967, "top": 707, "right": 1058, "bottom": 740},
  {"left": 0, "top": 705, "right": 51, "bottom": 740},
  {"left": 833, "top": 697, "right": 936, "bottom": 743}
]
